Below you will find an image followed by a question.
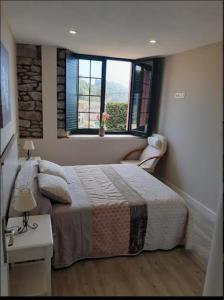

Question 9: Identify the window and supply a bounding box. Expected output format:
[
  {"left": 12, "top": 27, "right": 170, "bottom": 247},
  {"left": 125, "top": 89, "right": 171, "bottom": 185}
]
[
  {"left": 66, "top": 53, "right": 159, "bottom": 137},
  {"left": 78, "top": 59, "right": 102, "bottom": 129},
  {"left": 129, "top": 60, "right": 157, "bottom": 136},
  {"left": 105, "top": 60, "right": 132, "bottom": 131}
]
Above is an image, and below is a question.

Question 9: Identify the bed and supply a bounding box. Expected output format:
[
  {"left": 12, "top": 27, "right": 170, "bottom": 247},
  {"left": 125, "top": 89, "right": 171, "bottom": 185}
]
[{"left": 8, "top": 159, "right": 192, "bottom": 269}]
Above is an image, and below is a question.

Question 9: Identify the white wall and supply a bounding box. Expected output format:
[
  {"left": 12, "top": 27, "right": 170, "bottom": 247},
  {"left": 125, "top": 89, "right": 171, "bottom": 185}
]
[
  {"left": 0, "top": 8, "right": 18, "bottom": 296},
  {"left": 156, "top": 42, "right": 222, "bottom": 213},
  {"left": 19, "top": 46, "right": 147, "bottom": 165},
  {"left": 0, "top": 12, "right": 18, "bottom": 154},
  {"left": 203, "top": 195, "right": 223, "bottom": 296}
]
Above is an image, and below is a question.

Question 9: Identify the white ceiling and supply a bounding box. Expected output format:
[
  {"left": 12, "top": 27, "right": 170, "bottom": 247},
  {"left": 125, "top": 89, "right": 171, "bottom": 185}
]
[{"left": 2, "top": 0, "right": 223, "bottom": 59}]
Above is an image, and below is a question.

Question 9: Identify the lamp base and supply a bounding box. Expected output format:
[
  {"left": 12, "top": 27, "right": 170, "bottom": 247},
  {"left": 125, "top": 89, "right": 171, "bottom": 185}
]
[
  {"left": 18, "top": 212, "right": 38, "bottom": 234},
  {"left": 26, "top": 150, "right": 31, "bottom": 160}
]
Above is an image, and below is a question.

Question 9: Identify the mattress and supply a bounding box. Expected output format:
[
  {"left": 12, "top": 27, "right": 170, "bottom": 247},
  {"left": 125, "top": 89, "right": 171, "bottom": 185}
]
[{"left": 51, "top": 164, "right": 190, "bottom": 269}]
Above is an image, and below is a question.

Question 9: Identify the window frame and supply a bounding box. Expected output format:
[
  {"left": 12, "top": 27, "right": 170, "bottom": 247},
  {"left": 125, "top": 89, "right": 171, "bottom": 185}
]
[
  {"left": 68, "top": 53, "right": 159, "bottom": 137},
  {"left": 76, "top": 57, "right": 104, "bottom": 130},
  {"left": 128, "top": 58, "right": 159, "bottom": 137}
]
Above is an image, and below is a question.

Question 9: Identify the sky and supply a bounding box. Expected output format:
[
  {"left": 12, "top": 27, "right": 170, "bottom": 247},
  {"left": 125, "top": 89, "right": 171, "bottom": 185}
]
[
  {"left": 106, "top": 60, "right": 131, "bottom": 87},
  {"left": 79, "top": 59, "right": 131, "bottom": 88}
]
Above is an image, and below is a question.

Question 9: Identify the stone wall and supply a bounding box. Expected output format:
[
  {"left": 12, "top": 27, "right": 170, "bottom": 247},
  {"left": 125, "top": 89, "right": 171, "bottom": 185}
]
[
  {"left": 57, "top": 48, "right": 69, "bottom": 138},
  {"left": 17, "top": 44, "right": 43, "bottom": 138}
]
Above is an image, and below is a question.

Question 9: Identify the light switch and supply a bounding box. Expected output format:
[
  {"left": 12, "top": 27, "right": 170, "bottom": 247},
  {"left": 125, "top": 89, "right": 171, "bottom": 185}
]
[{"left": 174, "top": 92, "right": 185, "bottom": 99}]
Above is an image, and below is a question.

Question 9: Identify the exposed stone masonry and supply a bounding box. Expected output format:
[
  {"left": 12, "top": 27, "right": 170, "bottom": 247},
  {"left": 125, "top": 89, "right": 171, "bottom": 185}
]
[
  {"left": 17, "top": 44, "right": 43, "bottom": 138},
  {"left": 57, "top": 48, "right": 70, "bottom": 138}
]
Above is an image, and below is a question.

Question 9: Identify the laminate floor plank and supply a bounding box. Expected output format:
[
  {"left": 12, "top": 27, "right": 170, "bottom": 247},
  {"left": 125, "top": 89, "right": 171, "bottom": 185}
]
[{"left": 52, "top": 247, "right": 206, "bottom": 296}]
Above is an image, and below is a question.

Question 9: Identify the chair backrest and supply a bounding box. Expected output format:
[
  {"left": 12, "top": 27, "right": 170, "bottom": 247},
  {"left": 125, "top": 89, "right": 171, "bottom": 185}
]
[{"left": 139, "top": 134, "right": 167, "bottom": 172}]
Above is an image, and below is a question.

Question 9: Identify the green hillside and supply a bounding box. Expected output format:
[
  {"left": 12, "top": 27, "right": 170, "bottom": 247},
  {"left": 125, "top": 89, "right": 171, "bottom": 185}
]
[{"left": 79, "top": 79, "right": 129, "bottom": 102}]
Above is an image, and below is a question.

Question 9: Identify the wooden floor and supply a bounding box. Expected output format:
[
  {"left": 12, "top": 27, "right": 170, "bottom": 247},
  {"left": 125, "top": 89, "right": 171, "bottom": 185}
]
[{"left": 52, "top": 247, "right": 206, "bottom": 297}]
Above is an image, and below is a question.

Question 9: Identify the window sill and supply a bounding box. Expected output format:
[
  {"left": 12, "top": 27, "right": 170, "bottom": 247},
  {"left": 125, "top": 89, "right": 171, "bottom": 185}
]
[{"left": 68, "top": 134, "right": 145, "bottom": 140}]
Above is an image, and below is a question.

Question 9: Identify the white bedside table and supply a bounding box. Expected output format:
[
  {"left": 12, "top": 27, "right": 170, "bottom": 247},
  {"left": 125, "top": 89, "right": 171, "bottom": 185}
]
[
  {"left": 6, "top": 214, "right": 53, "bottom": 296},
  {"left": 18, "top": 156, "right": 41, "bottom": 167}
]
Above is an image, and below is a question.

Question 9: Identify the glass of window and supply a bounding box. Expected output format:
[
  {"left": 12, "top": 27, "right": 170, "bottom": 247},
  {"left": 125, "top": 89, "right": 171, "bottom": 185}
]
[
  {"left": 79, "top": 59, "right": 90, "bottom": 77},
  {"left": 91, "top": 61, "right": 102, "bottom": 78},
  {"left": 90, "top": 79, "right": 101, "bottom": 96},
  {"left": 78, "top": 112, "right": 89, "bottom": 128},
  {"left": 90, "top": 113, "right": 100, "bottom": 128},
  {"left": 90, "top": 96, "right": 100, "bottom": 112},
  {"left": 79, "top": 78, "right": 90, "bottom": 95},
  {"left": 78, "top": 96, "right": 89, "bottom": 112},
  {"left": 105, "top": 60, "right": 131, "bottom": 131}
]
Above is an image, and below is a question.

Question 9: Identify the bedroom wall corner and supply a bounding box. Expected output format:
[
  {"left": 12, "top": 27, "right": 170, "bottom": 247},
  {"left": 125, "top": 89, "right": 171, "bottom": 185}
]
[
  {"left": 155, "top": 42, "right": 223, "bottom": 265},
  {"left": 155, "top": 42, "right": 222, "bottom": 213}
]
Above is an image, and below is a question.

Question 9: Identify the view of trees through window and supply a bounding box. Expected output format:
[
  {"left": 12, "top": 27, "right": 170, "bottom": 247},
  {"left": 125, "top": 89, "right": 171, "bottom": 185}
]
[
  {"left": 78, "top": 59, "right": 131, "bottom": 130},
  {"left": 105, "top": 60, "right": 131, "bottom": 131}
]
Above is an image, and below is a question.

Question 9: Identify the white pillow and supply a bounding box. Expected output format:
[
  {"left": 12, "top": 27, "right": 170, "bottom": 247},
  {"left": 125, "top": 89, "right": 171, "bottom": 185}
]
[
  {"left": 38, "top": 160, "right": 68, "bottom": 183},
  {"left": 38, "top": 173, "right": 72, "bottom": 204},
  {"left": 147, "top": 136, "right": 161, "bottom": 149}
]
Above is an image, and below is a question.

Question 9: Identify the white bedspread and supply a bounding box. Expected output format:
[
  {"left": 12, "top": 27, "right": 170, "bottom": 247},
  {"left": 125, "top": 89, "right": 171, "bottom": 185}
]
[
  {"left": 51, "top": 164, "right": 192, "bottom": 268},
  {"left": 111, "top": 165, "right": 192, "bottom": 250}
]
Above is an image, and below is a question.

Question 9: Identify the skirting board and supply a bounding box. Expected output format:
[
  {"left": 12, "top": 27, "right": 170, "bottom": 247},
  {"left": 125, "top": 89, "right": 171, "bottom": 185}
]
[
  {"left": 161, "top": 178, "right": 216, "bottom": 224},
  {"left": 159, "top": 177, "right": 216, "bottom": 266}
]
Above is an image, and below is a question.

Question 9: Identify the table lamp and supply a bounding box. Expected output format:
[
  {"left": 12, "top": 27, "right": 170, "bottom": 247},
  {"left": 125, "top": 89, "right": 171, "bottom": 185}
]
[
  {"left": 13, "top": 188, "right": 38, "bottom": 234},
  {"left": 23, "top": 140, "right": 35, "bottom": 160}
]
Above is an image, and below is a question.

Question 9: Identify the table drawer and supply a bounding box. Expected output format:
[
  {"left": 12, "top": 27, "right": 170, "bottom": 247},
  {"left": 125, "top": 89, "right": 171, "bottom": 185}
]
[{"left": 8, "top": 246, "right": 48, "bottom": 263}]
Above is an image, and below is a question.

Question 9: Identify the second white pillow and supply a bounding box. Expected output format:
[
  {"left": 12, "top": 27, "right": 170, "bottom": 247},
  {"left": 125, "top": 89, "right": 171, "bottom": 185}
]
[
  {"left": 38, "top": 160, "right": 68, "bottom": 183},
  {"left": 38, "top": 173, "right": 72, "bottom": 204}
]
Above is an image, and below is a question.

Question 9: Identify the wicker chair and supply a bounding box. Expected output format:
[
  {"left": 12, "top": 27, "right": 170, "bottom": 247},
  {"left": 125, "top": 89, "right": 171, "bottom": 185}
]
[{"left": 120, "top": 134, "right": 167, "bottom": 173}]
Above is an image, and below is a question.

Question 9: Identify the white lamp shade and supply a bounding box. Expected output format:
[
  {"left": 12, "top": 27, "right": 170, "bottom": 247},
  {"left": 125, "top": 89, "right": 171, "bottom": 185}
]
[
  {"left": 23, "top": 140, "right": 35, "bottom": 150},
  {"left": 13, "top": 188, "right": 37, "bottom": 212}
]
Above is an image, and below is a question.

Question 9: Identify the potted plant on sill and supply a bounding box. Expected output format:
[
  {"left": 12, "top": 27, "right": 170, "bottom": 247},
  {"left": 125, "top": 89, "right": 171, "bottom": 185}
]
[{"left": 97, "top": 112, "right": 110, "bottom": 137}]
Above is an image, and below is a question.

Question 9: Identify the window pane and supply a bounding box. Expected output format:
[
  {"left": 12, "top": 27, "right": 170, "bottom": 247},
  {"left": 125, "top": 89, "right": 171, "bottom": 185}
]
[
  {"left": 91, "top": 78, "right": 101, "bottom": 96},
  {"left": 136, "top": 65, "right": 142, "bottom": 72},
  {"left": 90, "top": 113, "right": 100, "bottom": 128},
  {"left": 78, "top": 112, "right": 89, "bottom": 128},
  {"left": 79, "top": 59, "right": 90, "bottom": 77},
  {"left": 140, "top": 98, "right": 149, "bottom": 113},
  {"left": 130, "top": 64, "right": 153, "bottom": 134},
  {"left": 142, "top": 84, "right": 149, "bottom": 98},
  {"left": 139, "top": 112, "right": 148, "bottom": 127},
  {"left": 90, "top": 96, "right": 100, "bottom": 112},
  {"left": 143, "top": 69, "right": 150, "bottom": 84},
  {"left": 79, "top": 78, "right": 89, "bottom": 95},
  {"left": 78, "top": 96, "right": 89, "bottom": 112},
  {"left": 139, "top": 113, "right": 148, "bottom": 133},
  {"left": 105, "top": 60, "right": 131, "bottom": 131},
  {"left": 133, "top": 66, "right": 142, "bottom": 93},
  {"left": 131, "top": 94, "right": 139, "bottom": 130},
  {"left": 91, "top": 61, "right": 102, "bottom": 78}
]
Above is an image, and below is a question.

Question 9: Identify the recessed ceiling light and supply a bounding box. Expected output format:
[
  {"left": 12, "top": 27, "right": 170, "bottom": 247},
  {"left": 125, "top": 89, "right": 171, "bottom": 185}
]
[
  {"left": 69, "top": 30, "right": 77, "bottom": 35},
  {"left": 149, "top": 40, "right": 157, "bottom": 44}
]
